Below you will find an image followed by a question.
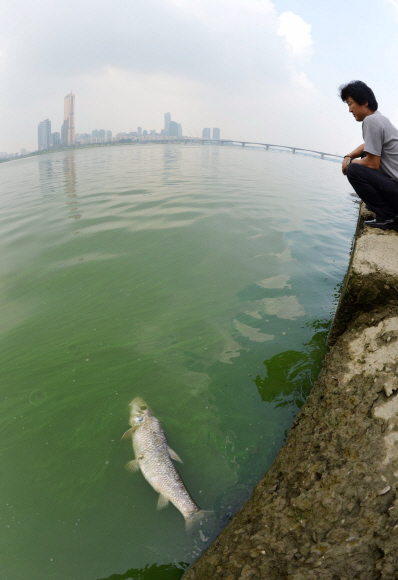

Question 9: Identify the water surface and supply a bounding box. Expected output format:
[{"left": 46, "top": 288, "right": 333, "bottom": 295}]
[{"left": 0, "top": 145, "right": 357, "bottom": 579}]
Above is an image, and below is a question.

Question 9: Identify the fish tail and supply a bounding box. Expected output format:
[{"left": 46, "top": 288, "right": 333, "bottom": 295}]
[{"left": 184, "top": 509, "right": 212, "bottom": 532}]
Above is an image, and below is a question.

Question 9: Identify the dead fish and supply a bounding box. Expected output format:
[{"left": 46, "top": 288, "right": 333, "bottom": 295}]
[{"left": 121, "top": 397, "right": 206, "bottom": 529}]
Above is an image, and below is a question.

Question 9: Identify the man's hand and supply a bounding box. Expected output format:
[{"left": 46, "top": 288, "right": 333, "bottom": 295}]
[
  {"left": 342, "top": 156, "right": 350, "bottom": 175},
  {"left": 342, "top": 144, "right": 365, "bottom": 176}
]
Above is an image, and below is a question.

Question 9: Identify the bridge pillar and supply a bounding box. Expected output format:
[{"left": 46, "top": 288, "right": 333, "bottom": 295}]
[
  {"left": 292, "top": 148, "right": 296, "bottom": 154},
  {"left": 266, "top": 145, "right": 269, "bottom": 150},
  {"left": 221, "top": 141, "right": 224, "bottom": 146},
  {"left": 242, "top": 142, "right": 245, "bottom": 147},
  {"left": 201, "top": 140, "right": 204, "bottom": 145},
  {"left": 321, "top": 153, "right": 324, "bottom": 159}
]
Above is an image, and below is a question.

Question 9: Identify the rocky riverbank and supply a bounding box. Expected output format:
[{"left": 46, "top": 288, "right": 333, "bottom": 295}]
[{"left": 185, "top": 205, "right": 398, "bottom": 579}]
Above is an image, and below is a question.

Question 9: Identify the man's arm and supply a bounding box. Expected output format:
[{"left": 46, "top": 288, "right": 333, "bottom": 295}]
[
  {"left": 346, "top": 144, "right": 365, "bottom": 159},
  {"left": 342, "top": 144, "right": 380, "bottom": 175},
  {"left": 351, "top": 153, "right": 380, "bottom": 170}
]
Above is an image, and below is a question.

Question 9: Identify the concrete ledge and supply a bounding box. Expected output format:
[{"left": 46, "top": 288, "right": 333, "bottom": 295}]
[
  {"left": 185, "top": 205, "right": 398, "bottom": 580},
  {"left": 329, "top": 205, "right": 398, "bottom": 344}
]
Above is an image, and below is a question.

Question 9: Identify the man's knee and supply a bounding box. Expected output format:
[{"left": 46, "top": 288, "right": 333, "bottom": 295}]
[
  {"left": 346, "top": 163, "right": 361, "bottom": 177},
  {"left": 346, "top": 162, "right": 365, "bottom": 183}
]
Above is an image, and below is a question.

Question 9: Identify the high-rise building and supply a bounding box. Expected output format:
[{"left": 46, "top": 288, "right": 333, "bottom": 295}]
[
  {"left": 61, "top": 120, "right": 67, "bottom": 145},
  {"left": 137, "top": 127, "right": 142, "bottom": 136},
  {"left": 169, "top": 121, "right": 178, "bottom": 137},
  {"left": 51, "top": 132, "right": 61, "bottom": 146},
  {"left": 202, "top": 128, "right": 211, "bottom": 139},
  {"left": 212, "top": 128, "right": 220, "bottom": 140},
  {"left": 177, "top": 123, "right": 182, "bottom": 138},
  {"left": 92, "top": 129, "right": 98, "bottom": 138},
  {"left": 38, "top": 119, "right": 51, "bottom": 150},
  {"left": 107, "top": 130, "right": 112, "bottom": 140},
  {"left": 164, "top": 112, "right": 171, "bottom": 136},
  {"left": 99, "top": 129, "right": 106, "bottom": 139},
  {"left": 62, "top": 93, "right": 75, "bottom": 146},
  {"left": 143, "top": 130, "right": 148, "bottom": 136}
]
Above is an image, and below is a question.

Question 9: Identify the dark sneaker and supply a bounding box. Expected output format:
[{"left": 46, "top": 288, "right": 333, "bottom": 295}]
[{"left": 365, "top": 215, "right": 398, "bottom": 230}]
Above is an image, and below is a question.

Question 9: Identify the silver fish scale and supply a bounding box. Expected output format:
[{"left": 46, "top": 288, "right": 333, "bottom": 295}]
[{"left": 133, "top": 415, "right": 200, "bottom": 519}]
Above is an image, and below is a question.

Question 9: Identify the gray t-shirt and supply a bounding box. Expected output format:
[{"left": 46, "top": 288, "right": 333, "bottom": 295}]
[{"left": 362, "top": 110, "right": 398, "bottom": 182}]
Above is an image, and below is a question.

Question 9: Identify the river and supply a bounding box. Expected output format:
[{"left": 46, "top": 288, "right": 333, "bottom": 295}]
[{"left": 0, "top": 144, "right": 357, "bottom": 580}]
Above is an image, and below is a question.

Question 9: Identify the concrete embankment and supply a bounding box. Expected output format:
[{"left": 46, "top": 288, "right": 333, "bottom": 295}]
[{"left": 185, "top": 205, "right": 398, "bottom": 580}]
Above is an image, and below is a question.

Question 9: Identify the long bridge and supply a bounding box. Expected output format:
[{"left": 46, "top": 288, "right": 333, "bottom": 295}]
[{"left": 134, "top": 136, "right": 343, "bottom": 161}]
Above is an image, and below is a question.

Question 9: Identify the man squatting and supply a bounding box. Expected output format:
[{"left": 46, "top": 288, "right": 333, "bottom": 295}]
[{"left": 340, "top": 80, "right": 398, "bottom": 230}]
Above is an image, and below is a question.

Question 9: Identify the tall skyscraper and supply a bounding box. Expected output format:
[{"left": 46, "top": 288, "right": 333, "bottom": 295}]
[
  {"left": 99, "top": 129, "right": 106, "bottom": 139},
  {"left": 164, "top": 112, "right": 171, "bottom": 136},
  {"left": 177, "top": 123, "right": 182, "bottom": 138},
  {"left": 51, "top": 132, "right": 61, "bottom": 146},
  {"left": 62, "top": 92, "right": 75, "bottom": 146},
  {"left": 92, "top": 129, "right": 98, "bottom": 138},
  {"left": 107, "top": 130, "right": 112, "bottom": 140},
  {"left": 202, "top": 128, "right": 211, "bottom": 139},
  {"left": 137, "top": 127, "right": 142, "bottom": 136},
  {"left": 212, "top": 128, "right": 220, "bottom": 140},
  {"left": 168, "top": 121, "right": 179, "bottom": 137},
  {"left": 38, "top": 119, "right": 51, "bottom": 150}
]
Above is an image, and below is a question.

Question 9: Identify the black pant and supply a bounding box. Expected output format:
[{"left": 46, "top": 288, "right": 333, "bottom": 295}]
[{"left": 346, "top": 163, "right": 398, "bottom": 220}]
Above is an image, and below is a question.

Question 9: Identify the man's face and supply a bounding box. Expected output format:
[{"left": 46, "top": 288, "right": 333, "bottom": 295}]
[{"left": 346, "top": 96, "right": 372, "bottom": 122}]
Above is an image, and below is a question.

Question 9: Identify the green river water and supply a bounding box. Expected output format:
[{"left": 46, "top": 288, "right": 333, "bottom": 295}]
[{"left": 0, "top": 145, "right": 357, "bottom": 580}]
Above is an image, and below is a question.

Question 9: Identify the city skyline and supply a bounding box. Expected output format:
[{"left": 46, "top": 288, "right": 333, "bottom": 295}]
[
  {"left": 35, "top": 93, "right": 221, "bottom": 154},
  {"left": 6, "top": 88, "right": 227, "bottom": 156}
]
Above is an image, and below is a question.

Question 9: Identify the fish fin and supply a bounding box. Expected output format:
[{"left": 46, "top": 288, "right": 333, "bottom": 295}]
[
  {"left": 157, "top": 493, "right": 169, "bottom": 510},
  {"left": 168, "top": 447, "right": 183, "bottom": 463},
  {"left": 185, "top": 510, "right": 213, "bottom": 532},
  {"left": 125, "top": 459, "right": 140, "bottom": 473},
  {"left": 120, "top": 427, "right": 134, "bottom": 441}
]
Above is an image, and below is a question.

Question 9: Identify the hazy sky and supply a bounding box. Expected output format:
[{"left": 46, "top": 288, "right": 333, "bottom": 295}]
[{"left": 1, "top": 0, "right": 398, "bottom": 154}]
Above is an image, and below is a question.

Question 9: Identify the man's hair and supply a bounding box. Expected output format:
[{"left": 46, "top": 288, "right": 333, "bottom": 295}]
[{"left": 339, "top": 80, "right": 378, "bottom": 111}]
